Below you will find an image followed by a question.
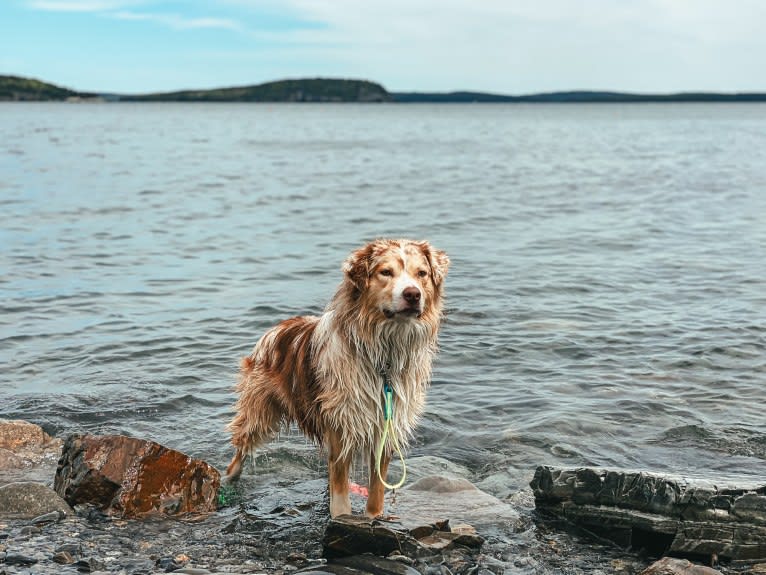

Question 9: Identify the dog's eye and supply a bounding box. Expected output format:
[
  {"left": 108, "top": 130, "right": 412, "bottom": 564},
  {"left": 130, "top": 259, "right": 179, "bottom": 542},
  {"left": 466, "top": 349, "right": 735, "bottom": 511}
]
[
  {"left": 417, "top": 270, "right": 428, "bottom": 278},
  {"left": 380, "top": 269, "right": 393, "bottom": 277}
]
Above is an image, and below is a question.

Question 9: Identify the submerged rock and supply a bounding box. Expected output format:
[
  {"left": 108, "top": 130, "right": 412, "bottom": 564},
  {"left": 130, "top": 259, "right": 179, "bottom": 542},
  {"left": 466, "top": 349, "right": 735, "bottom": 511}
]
[
  {"left": 54, "top": 434, "right": 220, "bottom": 518},
  {"left": 531, "top": 466, "right": 766, "bottom": 562},
  {"left": 390, "top": 475, "right": 519, "bottom": 531}
]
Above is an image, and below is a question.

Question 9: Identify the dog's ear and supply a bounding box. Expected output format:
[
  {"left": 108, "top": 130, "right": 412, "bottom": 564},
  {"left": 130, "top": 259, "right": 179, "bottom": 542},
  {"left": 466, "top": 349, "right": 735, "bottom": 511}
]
[
  {"left": 417, "top": 241, "right": 450, "bottom": 286},
  {"left": 342, "top": 243, "right": 374, "bottom": 291}
]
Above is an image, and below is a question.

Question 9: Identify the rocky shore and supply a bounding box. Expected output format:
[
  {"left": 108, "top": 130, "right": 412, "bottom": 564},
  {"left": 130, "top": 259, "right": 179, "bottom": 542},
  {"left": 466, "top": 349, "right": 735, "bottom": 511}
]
[{"left": 3, "top": 419, "right": 764, "bottom": 575}]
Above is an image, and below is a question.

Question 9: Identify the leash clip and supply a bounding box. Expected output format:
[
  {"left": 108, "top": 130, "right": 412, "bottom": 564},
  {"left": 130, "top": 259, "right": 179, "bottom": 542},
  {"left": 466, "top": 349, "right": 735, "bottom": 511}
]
[{"left": 383, "top": 383, "right": 393, "bottom": 421}]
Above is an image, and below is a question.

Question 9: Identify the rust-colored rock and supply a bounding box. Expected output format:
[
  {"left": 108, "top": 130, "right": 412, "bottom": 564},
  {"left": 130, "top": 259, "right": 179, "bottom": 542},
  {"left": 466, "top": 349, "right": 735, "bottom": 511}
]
[{"left": 54, "top": 434, "right": 220, "bottom": 518}]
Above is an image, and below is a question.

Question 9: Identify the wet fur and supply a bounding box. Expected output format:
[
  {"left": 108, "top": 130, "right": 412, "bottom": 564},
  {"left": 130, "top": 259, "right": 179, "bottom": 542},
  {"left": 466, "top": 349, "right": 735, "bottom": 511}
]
[{"left": 225, "top": 239, "right": 449, "bottom": 517}]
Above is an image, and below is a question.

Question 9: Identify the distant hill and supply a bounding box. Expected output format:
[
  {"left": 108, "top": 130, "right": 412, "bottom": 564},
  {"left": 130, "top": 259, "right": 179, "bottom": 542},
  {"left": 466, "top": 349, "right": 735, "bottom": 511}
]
[
  {"left": 392, "top": 90, "right": 766, "bottom": 103},
  {"left": 392, "top": 91, "right": 517, "bottom": 103},
  {"left": 122, "top": 78, "right": 392, "bottom": 103},
  {"left": 0, "top": 75, "right": 96, "bottom": 101},
  {"left": 2, "top": 74, "right": 765, "bottom": 103}
]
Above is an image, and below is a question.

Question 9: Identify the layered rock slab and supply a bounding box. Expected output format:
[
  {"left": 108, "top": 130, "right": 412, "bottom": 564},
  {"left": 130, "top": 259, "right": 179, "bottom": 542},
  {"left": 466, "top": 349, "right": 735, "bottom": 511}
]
[{"left": 531, "top": 466, "right": 766, "bottom": 561}]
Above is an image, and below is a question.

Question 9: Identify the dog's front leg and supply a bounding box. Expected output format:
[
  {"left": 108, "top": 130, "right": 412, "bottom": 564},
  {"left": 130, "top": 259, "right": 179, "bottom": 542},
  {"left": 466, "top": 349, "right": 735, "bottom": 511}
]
[
  {"left": 327, "top": 430, "right": 352, "bottom": 517},
  {"left": 366, "top": 449, "right": 390, "bottom": 518}
]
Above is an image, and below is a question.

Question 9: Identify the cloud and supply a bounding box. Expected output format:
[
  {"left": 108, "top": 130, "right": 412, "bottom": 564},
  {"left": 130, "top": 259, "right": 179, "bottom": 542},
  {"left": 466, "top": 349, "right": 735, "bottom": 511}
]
[
  {"left": 243, "top": 0, "right": 766, "bottom": 92},
  {"left": 25, "top": 1, "right": 241, "bottom": 32},
  {"left": 27, "top": 0, "right": 142, "bottom": 11},
  {"left": 111, "top": 10, "right": 241, "bottom": 31}
]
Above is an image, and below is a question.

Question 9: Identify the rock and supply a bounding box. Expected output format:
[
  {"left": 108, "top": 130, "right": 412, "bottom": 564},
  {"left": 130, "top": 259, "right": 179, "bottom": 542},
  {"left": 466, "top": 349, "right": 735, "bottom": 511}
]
[
  {"left": 0, "top": 448, "right": 25, "bottom": 469},
  {"left": 0, "top": 481, "right": 72, "bottom": 518},
  {"left": 31, "top": 510, "right": 67, "bottom": 525},
  {"left": 5, "top": 552, "right": 39, "bottom": 566},
  {"left": 52, "top": 550, "right": 76, "bottom": 564},
  {"left": 333, "top": 554, "right": 422, "bottom": 575},
  {"left": 54, "top": 434, "right": 220, "bottom": 518},
  {"left": 323, "top": 515, "right": 422, "bottom": 559},
  {"left": 0, "top": 419, "right": 63, "bottom": 485},
  {"left": 322, "top": 514, "right": 484, "bottom": 560},
  {"left": 638, "top": 557, "right": 723, "bottom": 575},
  {"left": 74, "top": 557, "right": 107, "bottom": 572},
  {"left": 531, "top": 466, "right": 766, "bottom": 561},
  {"left": 0, "top": 419, "right": 59, "bottom": 452},
  {"left": 297, "top": 555, "right": 421, "bottom": 575},
  {"left": 389, "top": 475, "right": 519, "bottom": 531}
]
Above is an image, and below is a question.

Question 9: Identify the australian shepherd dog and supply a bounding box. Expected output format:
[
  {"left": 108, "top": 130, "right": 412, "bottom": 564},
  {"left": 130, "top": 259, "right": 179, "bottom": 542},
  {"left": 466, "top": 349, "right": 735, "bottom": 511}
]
[{"left": 225, "top": 238, "right": 449, "bottom": 518}]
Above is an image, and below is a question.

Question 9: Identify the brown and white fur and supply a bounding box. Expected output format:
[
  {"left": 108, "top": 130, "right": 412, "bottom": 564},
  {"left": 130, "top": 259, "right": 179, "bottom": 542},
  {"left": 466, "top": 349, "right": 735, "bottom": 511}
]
[{"left": 225, "top": 238, "right": 449, "bottom": 518}]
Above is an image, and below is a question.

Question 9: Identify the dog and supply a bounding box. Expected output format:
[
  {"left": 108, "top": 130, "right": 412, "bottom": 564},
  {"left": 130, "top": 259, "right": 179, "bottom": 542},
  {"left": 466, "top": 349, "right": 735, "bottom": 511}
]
[{"left": 225, "top": 238, "right": 449, "bottom": 518}]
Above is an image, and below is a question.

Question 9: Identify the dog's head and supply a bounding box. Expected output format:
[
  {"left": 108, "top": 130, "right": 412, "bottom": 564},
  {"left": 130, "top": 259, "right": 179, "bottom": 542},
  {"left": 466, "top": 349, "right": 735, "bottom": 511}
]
[{"left": 342, "top": 239, "right": 449, "bottom": 321}]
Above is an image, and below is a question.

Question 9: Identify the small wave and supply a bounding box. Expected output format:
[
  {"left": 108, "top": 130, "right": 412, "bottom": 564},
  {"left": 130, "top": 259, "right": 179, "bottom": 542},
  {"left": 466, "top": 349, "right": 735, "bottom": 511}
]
[{"left": 652, "top": 424, "right": 766, "bottom": 460}]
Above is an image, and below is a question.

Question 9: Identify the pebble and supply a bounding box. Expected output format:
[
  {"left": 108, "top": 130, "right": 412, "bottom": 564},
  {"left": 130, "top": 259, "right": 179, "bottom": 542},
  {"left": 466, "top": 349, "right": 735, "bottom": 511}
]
[
  {"left": 5, "top": 552, "right": 38, "bottom": 565},
  {"left": 31, "top": 511, "right": 66, "bottom": 526},
  {"left": 51, "top": 550, "right": 75, "bottom": 564}
]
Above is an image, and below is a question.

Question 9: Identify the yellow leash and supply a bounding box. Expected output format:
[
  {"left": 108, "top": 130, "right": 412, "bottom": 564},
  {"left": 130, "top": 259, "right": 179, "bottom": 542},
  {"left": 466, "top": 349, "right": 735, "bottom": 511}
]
[{"left": 375, "top": 376, "right": 407, "bottom": 490}]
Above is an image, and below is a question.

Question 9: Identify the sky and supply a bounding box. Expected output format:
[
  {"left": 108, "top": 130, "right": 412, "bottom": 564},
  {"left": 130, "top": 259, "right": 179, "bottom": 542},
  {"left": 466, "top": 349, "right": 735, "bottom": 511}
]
[{"left": 1, "top": 0, "right": 765, "bottom": 95}]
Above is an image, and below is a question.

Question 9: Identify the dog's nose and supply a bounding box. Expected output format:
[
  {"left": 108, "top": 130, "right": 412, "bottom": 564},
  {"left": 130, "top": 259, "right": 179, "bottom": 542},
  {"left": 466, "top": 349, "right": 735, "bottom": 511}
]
[{"left": 403, "top": 286, "right": 421, "bottom": 305}]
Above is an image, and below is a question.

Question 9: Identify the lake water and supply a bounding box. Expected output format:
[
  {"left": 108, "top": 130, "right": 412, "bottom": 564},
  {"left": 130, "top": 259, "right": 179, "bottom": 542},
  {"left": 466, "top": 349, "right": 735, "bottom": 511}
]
[{"left": 1, "top": 102, "right": 765, "bottom": 560}]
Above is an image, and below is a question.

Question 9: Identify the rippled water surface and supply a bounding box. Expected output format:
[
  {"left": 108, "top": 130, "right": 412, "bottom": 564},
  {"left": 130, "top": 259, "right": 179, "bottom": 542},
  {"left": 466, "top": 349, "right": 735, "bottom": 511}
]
[{"left": 2, "top": 102, "right": 765, "bottom": 500}]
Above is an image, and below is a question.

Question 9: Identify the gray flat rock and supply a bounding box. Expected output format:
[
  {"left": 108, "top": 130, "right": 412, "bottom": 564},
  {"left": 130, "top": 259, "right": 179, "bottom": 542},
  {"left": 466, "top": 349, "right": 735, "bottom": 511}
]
[
  {"left": 531, "top": 466, "right": 766, "bottom": 561},
  {"left": 0, "top": 481, "right": 72, "bottom": 519}
]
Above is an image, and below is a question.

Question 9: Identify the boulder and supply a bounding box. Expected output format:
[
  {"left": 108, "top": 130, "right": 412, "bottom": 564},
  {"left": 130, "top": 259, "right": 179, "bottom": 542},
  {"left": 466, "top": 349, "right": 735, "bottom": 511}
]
[
  {"left": 0, "top": 481, "right": 72, "bottom": 518},
  {"left": 0, "top": 419, "right": 63, "bottom": 485},
  {"left": 54, "top": 434, "right": 220, "bottom": 518},
  {"left": 531, "top": 466, "right": 766, "bottom": 561},
  {"left": 0, "top": 419, "right": 60, "bottom": 452}
]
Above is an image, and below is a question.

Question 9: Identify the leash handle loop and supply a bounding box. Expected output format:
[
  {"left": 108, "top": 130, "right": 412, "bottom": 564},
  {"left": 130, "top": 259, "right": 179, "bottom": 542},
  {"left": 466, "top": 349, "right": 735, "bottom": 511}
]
[{"left": 375, "top": 380, "right": 407, "bottom": 490}]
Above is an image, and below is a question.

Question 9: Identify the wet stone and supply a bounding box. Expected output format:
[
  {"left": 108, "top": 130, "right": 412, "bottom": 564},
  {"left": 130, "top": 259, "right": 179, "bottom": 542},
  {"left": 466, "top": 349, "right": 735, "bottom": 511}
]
[
  {"left": 52, "top": 550, "right": 75, "bottom": 564},
  {"left": 0, "top": 482, "right": 73, "bottom": 519},
  {"left": 0, "top": 419, "right": 63, "bottom": 487},
  {"left": 333, "top": 554, "right": 423, "bottom": 575},
  {"left": 54, "top": 434, "right": 220, "bottom": 518},
  {"left": 323, "top": 515, "right": 424, "bottom": 559},
  {"left": 5, "top": 552, "right": 39, "bottom": 565},
  {"left": 31, "top": 510, "right": 67, "bottom": 526},
  {"left": 322, "top": 514, "right": 484, "bottom": 563},
  {"left": 531, "top": 466, "right": 766, "bottom": 562}
]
